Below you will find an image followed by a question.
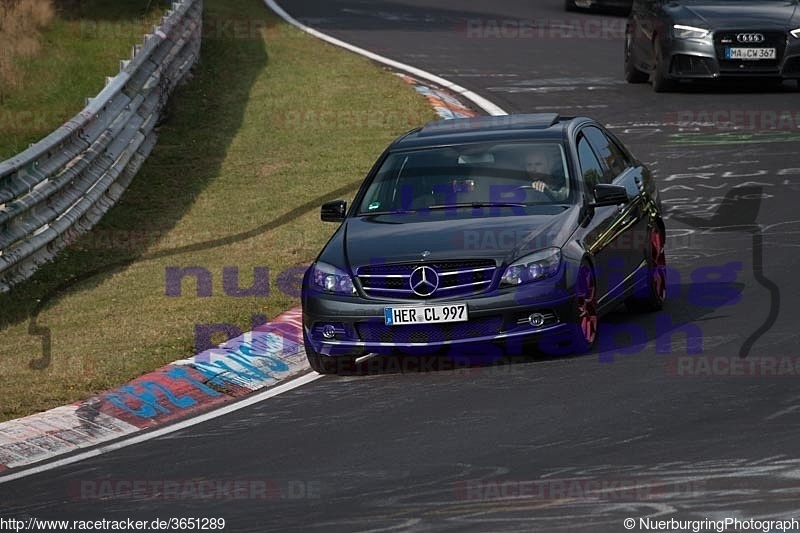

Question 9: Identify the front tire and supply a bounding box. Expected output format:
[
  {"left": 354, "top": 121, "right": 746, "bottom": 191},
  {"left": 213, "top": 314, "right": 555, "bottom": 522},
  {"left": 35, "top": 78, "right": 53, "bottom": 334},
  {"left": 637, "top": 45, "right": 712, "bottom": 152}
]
[
  {"left": 624, "top": 32, "right": 648, "bottom": 83},
  {"left": 571, "top": 261, "right": 598, "bottom": 354},
  {"left": 652, "top": 40, "right": 676, "bottom": 93}
]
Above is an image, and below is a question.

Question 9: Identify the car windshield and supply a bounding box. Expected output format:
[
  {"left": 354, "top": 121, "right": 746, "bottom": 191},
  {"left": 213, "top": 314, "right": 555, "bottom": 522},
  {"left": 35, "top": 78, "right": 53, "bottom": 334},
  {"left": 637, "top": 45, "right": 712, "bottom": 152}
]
[{"left": 356, "top": 142, "right": 571, "bottom": 215}]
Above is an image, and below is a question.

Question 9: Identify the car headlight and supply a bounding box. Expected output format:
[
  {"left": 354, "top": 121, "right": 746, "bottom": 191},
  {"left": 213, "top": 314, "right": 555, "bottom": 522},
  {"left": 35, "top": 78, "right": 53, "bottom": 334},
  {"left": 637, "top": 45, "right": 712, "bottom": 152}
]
[
  {"left": 310, "top": 261, "right": 357, "bottom": 295},
  {"left": 791, "top": 28, "right": 800, "bottom": 39},
  {"left": 672, "top": 24, "right": 710, "bottom": 40},
  {"left": 500, "top": 248, "right": 561, "bottom": 287}
]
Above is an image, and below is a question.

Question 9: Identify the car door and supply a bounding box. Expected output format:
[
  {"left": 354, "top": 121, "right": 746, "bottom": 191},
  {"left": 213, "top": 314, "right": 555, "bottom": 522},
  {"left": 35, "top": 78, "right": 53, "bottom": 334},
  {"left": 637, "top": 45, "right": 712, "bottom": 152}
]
[
  {"left": 584, "top": 126, "right": 650, "bottom": 286},
  {"left": 575, "top": 131, "right": 618, "bottom": 306}
]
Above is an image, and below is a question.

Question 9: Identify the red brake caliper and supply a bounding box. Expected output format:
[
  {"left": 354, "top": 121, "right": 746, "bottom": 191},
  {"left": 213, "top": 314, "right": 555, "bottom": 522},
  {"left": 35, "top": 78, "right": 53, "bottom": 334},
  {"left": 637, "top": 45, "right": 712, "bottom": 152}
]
[
  {"left": 578, "top": 268, "right": 598, "bottom": 343},
  {"left": 650, "top": 229, "right": 666, "bottom": 301}
]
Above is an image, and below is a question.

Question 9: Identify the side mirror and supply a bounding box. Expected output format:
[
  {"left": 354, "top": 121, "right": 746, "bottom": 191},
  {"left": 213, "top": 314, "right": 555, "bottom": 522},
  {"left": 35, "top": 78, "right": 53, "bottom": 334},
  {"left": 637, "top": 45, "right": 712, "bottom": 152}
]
[
  {"left": 321, "top": 200, "right": 347, "bottom": 222},
  {"left": 590, "top": 184, "right": 629, "bottom": 207}
]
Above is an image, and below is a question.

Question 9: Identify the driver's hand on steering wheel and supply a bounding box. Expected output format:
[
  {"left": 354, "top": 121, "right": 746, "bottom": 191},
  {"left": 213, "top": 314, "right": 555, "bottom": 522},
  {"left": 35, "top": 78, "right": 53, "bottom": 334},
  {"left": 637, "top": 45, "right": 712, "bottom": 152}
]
[{"left": 531, "top": 180, "right": 551, "bottom": 193}]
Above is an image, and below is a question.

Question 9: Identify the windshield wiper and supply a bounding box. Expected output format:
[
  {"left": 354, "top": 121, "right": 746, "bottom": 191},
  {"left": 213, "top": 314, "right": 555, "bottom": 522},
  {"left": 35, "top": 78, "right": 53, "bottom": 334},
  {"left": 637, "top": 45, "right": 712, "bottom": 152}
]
[
  {"left": 358, "top": 209, "right": 417, "bottom": 216},
  {"left": 358, "top": 203, "right": 534, "bottom": 215},
  {"left": 427, "top": 202, "right": 529, "bottom": 209}
]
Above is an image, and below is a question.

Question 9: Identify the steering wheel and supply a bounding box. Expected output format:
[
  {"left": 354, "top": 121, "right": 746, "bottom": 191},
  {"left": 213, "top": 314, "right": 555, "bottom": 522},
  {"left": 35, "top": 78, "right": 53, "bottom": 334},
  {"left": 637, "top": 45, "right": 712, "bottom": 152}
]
[{"left": 516, "top": 172, "right": 557, "bottom": 201}]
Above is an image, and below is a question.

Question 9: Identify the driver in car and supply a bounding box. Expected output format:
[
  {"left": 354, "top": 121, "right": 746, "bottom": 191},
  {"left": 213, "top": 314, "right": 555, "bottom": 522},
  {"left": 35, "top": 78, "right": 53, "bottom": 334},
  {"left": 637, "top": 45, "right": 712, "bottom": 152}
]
[{"left": 524, "top": 150, "right": 568, "bottom": 201}]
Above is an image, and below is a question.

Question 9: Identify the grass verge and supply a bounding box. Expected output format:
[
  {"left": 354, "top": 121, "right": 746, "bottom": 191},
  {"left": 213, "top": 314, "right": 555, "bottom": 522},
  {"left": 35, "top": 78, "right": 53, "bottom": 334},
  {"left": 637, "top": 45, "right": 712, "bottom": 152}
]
[
  {"left": 0, "top": 0, "right": 437, "bottom": 422},
  {"left": 0, "top": 0, "right": 55, "bottom": 106},
  {"left": 0, "top": 0, "right": 169, "bottom": 158}
]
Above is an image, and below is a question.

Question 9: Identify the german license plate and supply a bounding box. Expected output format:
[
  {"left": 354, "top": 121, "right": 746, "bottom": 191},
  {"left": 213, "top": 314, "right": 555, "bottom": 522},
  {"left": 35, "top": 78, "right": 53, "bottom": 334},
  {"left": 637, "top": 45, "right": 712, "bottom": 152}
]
[
  {"left": 384, "top": 304, "right": 468, "bottom": 325},
  {"left": 725, "top": 47, "right": 776, "bottom": 60}
]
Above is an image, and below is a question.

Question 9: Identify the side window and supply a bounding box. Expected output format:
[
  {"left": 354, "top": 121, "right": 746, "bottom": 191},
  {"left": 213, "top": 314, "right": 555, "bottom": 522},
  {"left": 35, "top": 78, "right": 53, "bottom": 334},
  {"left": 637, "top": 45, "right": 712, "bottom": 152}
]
[
  {"left": 583, "top": 126, "right": 628, "bottom": 181},
  {"left": 577, "top": 135, "right": 604, "bottom": 192},
  {"left": 607, "top": 134, "right": 632, "bottom": 170}
]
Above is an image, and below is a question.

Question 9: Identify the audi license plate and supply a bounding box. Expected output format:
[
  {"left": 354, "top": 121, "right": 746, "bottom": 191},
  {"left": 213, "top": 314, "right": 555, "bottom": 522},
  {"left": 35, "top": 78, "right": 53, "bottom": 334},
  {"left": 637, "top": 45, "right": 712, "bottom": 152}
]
[
  {"left": 725, "top": 47, "right": 776, "bottom": 60},
  {"left": 384, "top": 304, "right": 468, "bottom": 325}
]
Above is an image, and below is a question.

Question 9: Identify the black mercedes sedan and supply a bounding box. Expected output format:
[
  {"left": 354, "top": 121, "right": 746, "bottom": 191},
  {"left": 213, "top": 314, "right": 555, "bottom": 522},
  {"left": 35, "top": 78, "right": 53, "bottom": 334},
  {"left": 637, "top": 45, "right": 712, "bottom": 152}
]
[
  {"left": 301, "top": 114, "right": 665, "bottom": 374},
  {"left": 625, "top": 0, "right": 800, "bottom": 91}
]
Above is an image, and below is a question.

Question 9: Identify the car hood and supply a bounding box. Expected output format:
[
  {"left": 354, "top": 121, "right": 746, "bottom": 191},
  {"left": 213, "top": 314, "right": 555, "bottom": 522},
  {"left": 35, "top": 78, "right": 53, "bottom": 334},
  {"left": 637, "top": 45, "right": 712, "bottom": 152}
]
[
  {"left": 666, "top": 1, "right": 799, "bottom": 30},
  {"left": 341, "top": 205, "right": 582, "bottom": 269}
]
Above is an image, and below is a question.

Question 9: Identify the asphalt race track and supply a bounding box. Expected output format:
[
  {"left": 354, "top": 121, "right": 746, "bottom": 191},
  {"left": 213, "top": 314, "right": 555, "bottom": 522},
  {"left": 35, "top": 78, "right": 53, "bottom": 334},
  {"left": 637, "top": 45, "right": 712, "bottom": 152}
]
[{"left": 3, "top": 1, "right": 800, "bottom": 531}]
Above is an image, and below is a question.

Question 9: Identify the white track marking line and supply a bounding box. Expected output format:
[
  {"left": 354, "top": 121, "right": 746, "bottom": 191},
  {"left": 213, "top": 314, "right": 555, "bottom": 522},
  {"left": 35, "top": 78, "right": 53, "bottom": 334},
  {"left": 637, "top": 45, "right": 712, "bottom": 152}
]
[
  {"left": 264, "top": 0, "right": 508, "bottom": 117},
  {"left": 0, "top": 372, "right": 323, "bottom": 484}
]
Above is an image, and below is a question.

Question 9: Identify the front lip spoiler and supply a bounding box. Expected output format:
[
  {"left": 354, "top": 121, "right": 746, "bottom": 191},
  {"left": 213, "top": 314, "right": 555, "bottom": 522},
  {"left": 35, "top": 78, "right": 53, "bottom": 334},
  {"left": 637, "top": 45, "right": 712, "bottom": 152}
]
[{"left": 312, "top": 321, "right": 570, "bottom": 355}]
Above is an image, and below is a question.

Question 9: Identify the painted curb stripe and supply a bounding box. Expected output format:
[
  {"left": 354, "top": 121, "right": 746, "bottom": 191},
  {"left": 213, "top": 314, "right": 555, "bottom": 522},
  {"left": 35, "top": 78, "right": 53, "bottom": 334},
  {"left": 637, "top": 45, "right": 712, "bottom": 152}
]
[
  {"left": 397, "top": 74, "right": 479, "bottom": 119},
  {"left": 0, "top": 309, "right": 307, "bottom": 473}
]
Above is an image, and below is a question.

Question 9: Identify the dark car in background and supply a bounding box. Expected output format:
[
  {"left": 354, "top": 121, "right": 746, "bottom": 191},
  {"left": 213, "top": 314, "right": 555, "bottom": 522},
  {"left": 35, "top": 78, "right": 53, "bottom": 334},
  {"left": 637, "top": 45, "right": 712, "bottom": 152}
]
[
  {"left": 625, "top": 0, "right": 800, "bottom": 91},
  {"left": 566, "top": 0, "right": 633, "bottom": 12},
  {"left": 301, "top": 114, "right": 665, "bottom": 374}
]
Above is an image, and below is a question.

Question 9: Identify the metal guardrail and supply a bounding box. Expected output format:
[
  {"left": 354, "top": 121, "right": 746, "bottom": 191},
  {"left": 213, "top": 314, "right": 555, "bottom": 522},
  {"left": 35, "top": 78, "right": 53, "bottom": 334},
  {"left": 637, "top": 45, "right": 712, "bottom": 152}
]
[{"left": 0, "top": 0, "right": 203, "bottom": 293}]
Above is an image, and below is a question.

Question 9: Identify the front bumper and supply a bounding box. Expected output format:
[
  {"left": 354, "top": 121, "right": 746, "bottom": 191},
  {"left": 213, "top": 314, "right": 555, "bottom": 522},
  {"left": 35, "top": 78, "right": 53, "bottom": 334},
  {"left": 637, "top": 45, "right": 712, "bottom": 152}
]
[
  {"left": 663, "top": 31, "right": 800, "bottom": 80},
  {"left": 302, "top": 280, "right": 577, "bottom": 359},
  {"left": 574, "top": 0, "right": 632, "bottom": 10}
]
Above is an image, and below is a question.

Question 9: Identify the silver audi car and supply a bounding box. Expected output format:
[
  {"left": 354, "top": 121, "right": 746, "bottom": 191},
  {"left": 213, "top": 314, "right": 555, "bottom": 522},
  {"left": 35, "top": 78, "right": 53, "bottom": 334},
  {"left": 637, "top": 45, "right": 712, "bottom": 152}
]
[{"left": 625, "top": 0, "right": 800, "bottom": 91}]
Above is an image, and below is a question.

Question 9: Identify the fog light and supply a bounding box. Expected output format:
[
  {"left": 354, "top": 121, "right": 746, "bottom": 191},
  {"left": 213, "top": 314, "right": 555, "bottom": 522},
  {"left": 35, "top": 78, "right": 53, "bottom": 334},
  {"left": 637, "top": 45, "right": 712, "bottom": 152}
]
[
  {"left": 321, "top": 324, "right": 337, "bottom": 339},
  {"left": 528, "top": 313, "right": 545, "bottom": 327}
]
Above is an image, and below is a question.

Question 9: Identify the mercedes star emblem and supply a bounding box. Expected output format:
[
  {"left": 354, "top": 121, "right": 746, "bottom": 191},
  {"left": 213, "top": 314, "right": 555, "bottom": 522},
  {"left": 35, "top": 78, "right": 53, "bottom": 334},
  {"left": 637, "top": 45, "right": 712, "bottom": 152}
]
[{"left": 409, "top": 266, "right": 439, "bottom": 297}]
